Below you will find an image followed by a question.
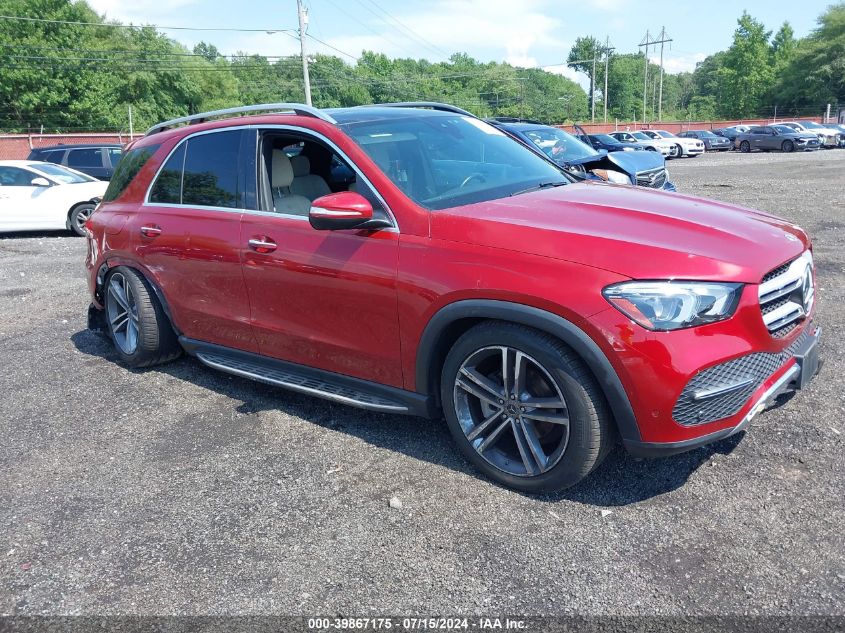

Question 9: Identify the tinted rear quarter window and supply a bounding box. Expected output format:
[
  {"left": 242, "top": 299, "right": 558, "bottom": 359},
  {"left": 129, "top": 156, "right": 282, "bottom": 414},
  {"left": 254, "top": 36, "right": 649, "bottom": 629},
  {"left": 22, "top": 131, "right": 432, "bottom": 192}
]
[
  {"left": 150, "top": 143, "right": 185, "bottom": 204},
  {"left": 102, "top": 144, "right": 161, "bottom": 202}
]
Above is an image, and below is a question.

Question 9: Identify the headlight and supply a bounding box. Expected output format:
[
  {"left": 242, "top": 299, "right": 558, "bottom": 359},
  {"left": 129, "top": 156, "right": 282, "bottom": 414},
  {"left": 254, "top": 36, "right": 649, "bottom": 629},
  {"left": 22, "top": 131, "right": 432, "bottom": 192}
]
[
  {"left": 622, "top": 146, "right": 634, "bottom": 151},
  {"left": 603, "top": 281, "right": 743, "bottom": 331},
  {"left": 592, "top": 169, "right": 632, "bottom": 185}
]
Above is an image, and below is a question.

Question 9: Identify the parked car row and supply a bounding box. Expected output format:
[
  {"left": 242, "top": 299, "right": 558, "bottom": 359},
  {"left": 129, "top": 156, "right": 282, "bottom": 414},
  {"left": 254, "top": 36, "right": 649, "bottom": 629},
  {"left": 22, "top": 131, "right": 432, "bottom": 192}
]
[{"left": 713, "top": 121, "right": 844, "bottom": 151}]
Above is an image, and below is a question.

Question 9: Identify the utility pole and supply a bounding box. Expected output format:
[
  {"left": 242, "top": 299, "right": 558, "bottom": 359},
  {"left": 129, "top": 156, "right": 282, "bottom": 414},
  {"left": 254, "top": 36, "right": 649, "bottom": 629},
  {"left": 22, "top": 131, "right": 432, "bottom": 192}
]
[
  {"left": 639, "top": 30, "right": 650, "bottom": 123},
  {"left": 128, "top": 104, "right": 133, "bottom": 140},
  {"left": 654, "top": 27, "right": 672, "bottom": 121},
  {"left": 296, "top": 0, "right": 312, "bottom": 106},
  {"left": 603, "top": 37, "right": 615, "bottom": 123},
  {"left": 590, "top": 53, "right": 597, "bottom": 122}
]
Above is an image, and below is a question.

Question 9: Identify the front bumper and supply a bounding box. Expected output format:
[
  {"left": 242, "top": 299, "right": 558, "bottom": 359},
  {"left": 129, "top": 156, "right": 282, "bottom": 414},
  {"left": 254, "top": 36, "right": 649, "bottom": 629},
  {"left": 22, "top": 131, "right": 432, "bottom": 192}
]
[{"left": 624, "top": 325, "right": 821, "bottom": 457}]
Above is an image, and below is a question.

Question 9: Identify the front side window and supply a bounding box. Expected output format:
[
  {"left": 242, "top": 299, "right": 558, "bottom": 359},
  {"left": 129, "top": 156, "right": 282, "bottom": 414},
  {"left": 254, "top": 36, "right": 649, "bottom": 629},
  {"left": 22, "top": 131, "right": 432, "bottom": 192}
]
[
  {"left": 148, "top": 130, "right": 243, "bottom": 208},
  {"left": 0, "top": 166, "right": 40, "bottom": 186},
  {"left": 67, "top": 148, "right": 103, "bottom": 168},
  {"left": 342, "top": 114, "right": 566, "bottom": 211},
  {"left": 107, "top": 148, "right": 123, "bottom": 167}
]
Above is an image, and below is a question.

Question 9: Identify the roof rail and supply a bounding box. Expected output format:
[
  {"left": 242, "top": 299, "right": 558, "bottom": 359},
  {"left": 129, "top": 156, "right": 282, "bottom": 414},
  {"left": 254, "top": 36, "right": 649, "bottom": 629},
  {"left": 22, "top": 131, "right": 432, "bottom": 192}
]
[
  {"left": 367, "top": 102, "right": 476, "bottom": 118},
  {"left": 145, "top": 103, "right": 336, "bottom": 136}
]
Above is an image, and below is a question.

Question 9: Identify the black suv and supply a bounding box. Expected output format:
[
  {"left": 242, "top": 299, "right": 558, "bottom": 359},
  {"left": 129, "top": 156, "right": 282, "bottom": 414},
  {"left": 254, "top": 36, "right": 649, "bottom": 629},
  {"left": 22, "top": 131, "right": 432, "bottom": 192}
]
[{"left": 27, "top": 143, "right": 123, "bottom": 180}]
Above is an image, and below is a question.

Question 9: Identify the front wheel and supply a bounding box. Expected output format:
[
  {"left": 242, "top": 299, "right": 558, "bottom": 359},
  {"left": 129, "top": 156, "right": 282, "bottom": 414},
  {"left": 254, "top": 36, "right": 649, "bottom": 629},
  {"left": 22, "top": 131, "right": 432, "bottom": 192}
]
[
  {"left": 440, "top": 322, "right": 613, "bottom": 493},
  {"left": 782, "top": 140, "right": 794, "bottom": 153},
  {"left": 674, "top": 144, "right": 684, "bottom": 158},
  {"left": 69, "top": 203, "right": 95, "bottom": 236},
  {"left": 104, "top": 267, "right": 181, "bottom": 368},
  {"left": 740, "top": 141, "right": 751, "bottom": 153}
]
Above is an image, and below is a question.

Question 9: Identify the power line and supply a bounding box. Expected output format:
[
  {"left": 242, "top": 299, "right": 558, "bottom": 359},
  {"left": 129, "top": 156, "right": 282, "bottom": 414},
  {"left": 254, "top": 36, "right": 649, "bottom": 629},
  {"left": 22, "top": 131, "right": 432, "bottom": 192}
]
[{"left": 0, "top": 14, "right": 297, "bottom": 33}]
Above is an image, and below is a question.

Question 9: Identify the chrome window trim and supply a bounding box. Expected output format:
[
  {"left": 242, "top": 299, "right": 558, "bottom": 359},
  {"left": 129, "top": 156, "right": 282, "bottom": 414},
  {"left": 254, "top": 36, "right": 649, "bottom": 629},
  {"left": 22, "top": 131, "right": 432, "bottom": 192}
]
[{"left": 143, "top": 124, "right": 399, "bottom": 232}]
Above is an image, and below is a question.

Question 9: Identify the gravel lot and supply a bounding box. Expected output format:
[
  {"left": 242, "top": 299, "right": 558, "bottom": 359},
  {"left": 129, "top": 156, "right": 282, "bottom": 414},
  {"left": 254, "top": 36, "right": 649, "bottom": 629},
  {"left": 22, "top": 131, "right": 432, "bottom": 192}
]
[{"left": 1, "top": 149, "right": 843, "bottom": 617}]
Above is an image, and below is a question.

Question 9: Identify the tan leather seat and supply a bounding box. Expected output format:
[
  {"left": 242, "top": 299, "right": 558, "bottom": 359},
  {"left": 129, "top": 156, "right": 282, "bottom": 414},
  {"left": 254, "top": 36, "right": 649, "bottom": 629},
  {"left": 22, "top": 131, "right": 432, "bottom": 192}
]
[
  {"left": 290, "top": 155, "right": 331, "bottom": 201},
  {"left": 272, "top": 151, "right": 311, "bottom": 216}
]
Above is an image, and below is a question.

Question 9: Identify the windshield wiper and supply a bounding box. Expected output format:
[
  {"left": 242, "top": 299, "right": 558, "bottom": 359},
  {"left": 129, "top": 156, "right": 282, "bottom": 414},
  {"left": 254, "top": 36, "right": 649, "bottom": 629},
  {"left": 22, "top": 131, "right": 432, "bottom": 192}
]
[{"left": 510, "top": 181, "right": 568, "bottom": 197}]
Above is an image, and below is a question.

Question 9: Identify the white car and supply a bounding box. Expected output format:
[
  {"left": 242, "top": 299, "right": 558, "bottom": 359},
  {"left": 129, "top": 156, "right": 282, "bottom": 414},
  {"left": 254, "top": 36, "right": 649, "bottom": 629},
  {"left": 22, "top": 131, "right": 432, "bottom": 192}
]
[
  {"left": 608, "top": 131, "right": 673, "bottom": 156},
  {"left": 640, "top": 129, "right": 704, "bottom": 157},
  {"left": 780, "top": 121, "right": 842, "bottom": 148},
  {"left": 0, "top": 160, "right": 107, "bottom": 235}
]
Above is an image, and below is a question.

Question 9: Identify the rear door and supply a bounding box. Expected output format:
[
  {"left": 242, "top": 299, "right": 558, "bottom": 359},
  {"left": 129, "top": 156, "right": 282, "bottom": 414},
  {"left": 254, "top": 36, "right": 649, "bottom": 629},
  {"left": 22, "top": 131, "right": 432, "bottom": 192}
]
[{"left": 131, "top": 129, "right": 258, "bottom": 352}]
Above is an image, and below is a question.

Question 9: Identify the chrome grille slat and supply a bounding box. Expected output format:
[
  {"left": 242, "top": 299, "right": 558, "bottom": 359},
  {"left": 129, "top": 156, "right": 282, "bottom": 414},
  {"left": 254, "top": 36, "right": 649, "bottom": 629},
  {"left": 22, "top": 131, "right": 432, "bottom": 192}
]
[
  {"left": 635, "top": 167, "right": 667, "bottom": 189},
  {"left": 758, "top": 251, "right": 814, "bottom": 334}
]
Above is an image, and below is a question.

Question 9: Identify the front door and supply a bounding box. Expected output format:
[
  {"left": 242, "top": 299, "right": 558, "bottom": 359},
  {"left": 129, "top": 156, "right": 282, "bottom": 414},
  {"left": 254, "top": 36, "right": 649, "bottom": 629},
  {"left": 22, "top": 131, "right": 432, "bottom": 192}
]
[
  {"left": 0, "top": 166, "right": 53, "bottom": 230},
  {"left": 240, "top": 130, "right": 403, "bottom": 388}
]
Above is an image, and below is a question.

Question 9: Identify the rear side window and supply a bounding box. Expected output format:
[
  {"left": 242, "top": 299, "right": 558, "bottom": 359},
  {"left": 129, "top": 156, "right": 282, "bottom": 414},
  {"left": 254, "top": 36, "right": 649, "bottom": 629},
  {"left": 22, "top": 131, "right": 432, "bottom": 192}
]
[
  {"left": 107, "top": 148, "right": 123, "bottom": 167},
  {"left": 102, "top": 144, "right": 161, "bottom": 202},
  {"left": 39, "top": 150, "right": 65, "bottom": 164},
  {"left": 67, "top": 148, "right": 103, "bottom": 168},
  {"left": 181, "top": 131, "right": 241, "bottom": 208},
  {"left": 149, "top": 130, "right": 243, "bottom": 208}
]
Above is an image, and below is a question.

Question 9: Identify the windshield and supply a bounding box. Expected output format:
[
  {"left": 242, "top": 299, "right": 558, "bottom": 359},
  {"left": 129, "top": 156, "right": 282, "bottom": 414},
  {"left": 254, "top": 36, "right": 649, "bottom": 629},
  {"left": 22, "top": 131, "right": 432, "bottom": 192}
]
[
  {"left": 656, "top": 131, "right": 677, "bottom": 138},
  {"left": 696, "top": 131, "right": 718, "bottom": 138},
  {"left": 799, "top": 121, "right": 822, "bottom": 129},
  {"left": 631, "top": 132, "right": 651, "bottom": 141},
  {"left": 342, "top": 114, "right": 567, "bottom": 210},
  {"left": 521, "top": 127, "right": 598, "bottom": 162},
  {"left": 773, "top": 125, "right": 796, "bottom": 134},
  {"left": 28, "top": 162, "right": 95, "bottom": 184}
]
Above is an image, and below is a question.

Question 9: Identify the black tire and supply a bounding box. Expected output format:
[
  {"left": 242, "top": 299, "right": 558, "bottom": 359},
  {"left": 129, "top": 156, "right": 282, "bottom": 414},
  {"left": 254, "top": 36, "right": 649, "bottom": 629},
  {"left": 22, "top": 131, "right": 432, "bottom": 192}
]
[
  {"left": 69, "top": 203, "right": 95, "bottom": 236},
  {"left": 740, "top": 140, "right": 751, "bottom": 153},
  {"left": 674, "top": 144, "right": 684, "bottom": 158},
  {"left": 440, "top": 321, "right": 613, "bottom": 493},
  {"left": 104, "top": 266, "right": 181, "bottom": 368},
  {"left": 782, "top": 140, "right": 794, "bottom": 153}
]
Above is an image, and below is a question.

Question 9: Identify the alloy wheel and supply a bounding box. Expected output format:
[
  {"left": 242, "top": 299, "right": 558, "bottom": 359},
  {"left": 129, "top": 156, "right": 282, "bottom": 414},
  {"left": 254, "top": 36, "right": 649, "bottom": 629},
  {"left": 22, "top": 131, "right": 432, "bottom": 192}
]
[
  {"left": 106, "top": 272, "right": 140, "bottom": 355},
  {"left": 453, "top": 346, "right": 570, "bottom": 477},
  {"left": 73, "top": 204, "right": 95, "bottom": 234}
]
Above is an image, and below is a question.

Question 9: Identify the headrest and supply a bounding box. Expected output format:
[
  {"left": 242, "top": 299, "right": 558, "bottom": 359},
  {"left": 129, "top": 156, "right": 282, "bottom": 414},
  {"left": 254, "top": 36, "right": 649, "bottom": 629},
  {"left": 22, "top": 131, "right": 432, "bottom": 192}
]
[
  {"left": 272, "top": 150, "right": 294, "bottom": 188},
  {"left": 290, "top": 154, "right": 310, "bottom": 177}
]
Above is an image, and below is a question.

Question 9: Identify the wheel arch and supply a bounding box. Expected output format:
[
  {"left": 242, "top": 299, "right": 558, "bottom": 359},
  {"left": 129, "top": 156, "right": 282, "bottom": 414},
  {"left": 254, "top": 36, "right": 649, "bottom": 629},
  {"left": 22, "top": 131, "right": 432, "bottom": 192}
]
[
  {"left": 99, "top": 259, "right": 181, "bottom": 336},
  {"left": 415, "top": 299, "right": 641, "bottom": 443}
]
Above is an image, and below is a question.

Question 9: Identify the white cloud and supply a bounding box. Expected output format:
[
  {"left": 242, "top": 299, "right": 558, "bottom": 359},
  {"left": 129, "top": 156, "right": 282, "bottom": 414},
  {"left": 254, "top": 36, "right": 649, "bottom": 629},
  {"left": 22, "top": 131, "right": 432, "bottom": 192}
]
[
  {"left": 649, "top": 52, "right": 707, "bottom": 74},
  {"left": 87, "top": 0, "right": 198, "bottom": 24}
]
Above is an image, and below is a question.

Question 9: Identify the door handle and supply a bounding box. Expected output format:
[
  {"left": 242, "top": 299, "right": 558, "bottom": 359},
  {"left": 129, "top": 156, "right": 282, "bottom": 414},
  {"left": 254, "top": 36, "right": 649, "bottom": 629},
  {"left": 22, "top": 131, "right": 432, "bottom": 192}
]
[
  {"left": 248, "top": 237, "right": 277, "bottom": 253},
  {"left": 140, "top": 225, "right": 162, "bottom": 237}
]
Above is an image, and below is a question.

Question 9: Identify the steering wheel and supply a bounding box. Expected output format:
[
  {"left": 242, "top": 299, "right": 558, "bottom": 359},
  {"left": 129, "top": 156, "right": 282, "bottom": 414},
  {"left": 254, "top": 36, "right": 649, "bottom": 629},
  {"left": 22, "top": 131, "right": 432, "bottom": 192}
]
[{"left": 459, "top": 173, "right": 486, "bottom": 189}]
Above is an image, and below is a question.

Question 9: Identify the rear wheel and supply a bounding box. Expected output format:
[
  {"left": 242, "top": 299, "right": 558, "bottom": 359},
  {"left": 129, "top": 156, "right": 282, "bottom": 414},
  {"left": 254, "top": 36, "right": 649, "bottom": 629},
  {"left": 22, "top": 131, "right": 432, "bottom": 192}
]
[
  {"left": 104, "top": 267, "right": 181, "bottom": 368},
  {"left": 782, "top": 140, "right": 794, "bottom": 153},
  {"left": 440, "top": 322, "right": 613, "bottom": 493},
  {"left": 740, "top": 140, "right": 751, "bottom": 153},
  {"left": 69, "top": 203, "right": 95, "bottom": 236}
]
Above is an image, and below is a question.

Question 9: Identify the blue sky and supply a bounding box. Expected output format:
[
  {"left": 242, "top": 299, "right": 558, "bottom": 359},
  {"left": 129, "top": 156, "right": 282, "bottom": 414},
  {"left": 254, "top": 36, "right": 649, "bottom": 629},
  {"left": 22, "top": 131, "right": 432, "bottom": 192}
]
[{"left": 88, "top": 0, "right": 829, "bottom": 87}]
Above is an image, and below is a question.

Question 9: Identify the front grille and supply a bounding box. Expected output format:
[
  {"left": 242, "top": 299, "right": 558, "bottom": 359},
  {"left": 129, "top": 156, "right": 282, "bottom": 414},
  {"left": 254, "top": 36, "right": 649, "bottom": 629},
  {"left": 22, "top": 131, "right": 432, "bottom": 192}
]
[
  {"left": 673, "top": 328, "right": 811, "bottom": 426},
  {"left": 635, "top": 167, "right": 667, "bottom": 189},
  {"left": 758, "top": 252, "right": 814, "bottom": 336}
]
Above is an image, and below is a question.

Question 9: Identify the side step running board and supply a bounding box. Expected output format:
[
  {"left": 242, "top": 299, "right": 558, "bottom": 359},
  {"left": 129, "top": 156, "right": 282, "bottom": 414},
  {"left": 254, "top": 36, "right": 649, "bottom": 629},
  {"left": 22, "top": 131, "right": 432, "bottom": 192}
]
[{"left": 179, "top": 338, "right": 434, "bottom": 417}]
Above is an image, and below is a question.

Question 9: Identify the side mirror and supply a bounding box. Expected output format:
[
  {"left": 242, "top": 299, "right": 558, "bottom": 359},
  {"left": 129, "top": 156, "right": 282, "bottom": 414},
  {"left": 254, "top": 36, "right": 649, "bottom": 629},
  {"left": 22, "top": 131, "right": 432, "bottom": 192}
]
[
  {"left": 309, "top": 191, "right": 390, "bottom": 231},
  {"left": 30, "top": 177, "right": 51, "bottom": 187}
]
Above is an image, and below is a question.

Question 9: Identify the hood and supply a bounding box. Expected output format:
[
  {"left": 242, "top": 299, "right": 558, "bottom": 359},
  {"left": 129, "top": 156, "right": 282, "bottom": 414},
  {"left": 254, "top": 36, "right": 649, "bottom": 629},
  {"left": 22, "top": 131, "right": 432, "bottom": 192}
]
[
  {"left": 431, "top": 182, "right": 808, "bottom": 282},
  {"left": 604, "top": 149, "right": 664, "bottom": 174},
  {"left": 69, "top": 180, "right": 109, "bottom": 197}
]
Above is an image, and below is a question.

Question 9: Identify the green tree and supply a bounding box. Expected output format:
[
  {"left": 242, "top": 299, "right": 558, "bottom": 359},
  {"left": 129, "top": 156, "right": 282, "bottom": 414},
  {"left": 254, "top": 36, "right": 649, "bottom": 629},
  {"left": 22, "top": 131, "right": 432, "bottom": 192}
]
[{"left": 718, "top": 12, "right": 774, "bottom": 118}]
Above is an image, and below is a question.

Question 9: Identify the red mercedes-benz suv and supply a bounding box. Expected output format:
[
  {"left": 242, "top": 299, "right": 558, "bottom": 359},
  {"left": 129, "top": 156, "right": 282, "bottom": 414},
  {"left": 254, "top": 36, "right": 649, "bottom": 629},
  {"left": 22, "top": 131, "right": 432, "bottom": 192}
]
[{"left": 85, "top": 102, "right": 821, "bottom": 492}]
